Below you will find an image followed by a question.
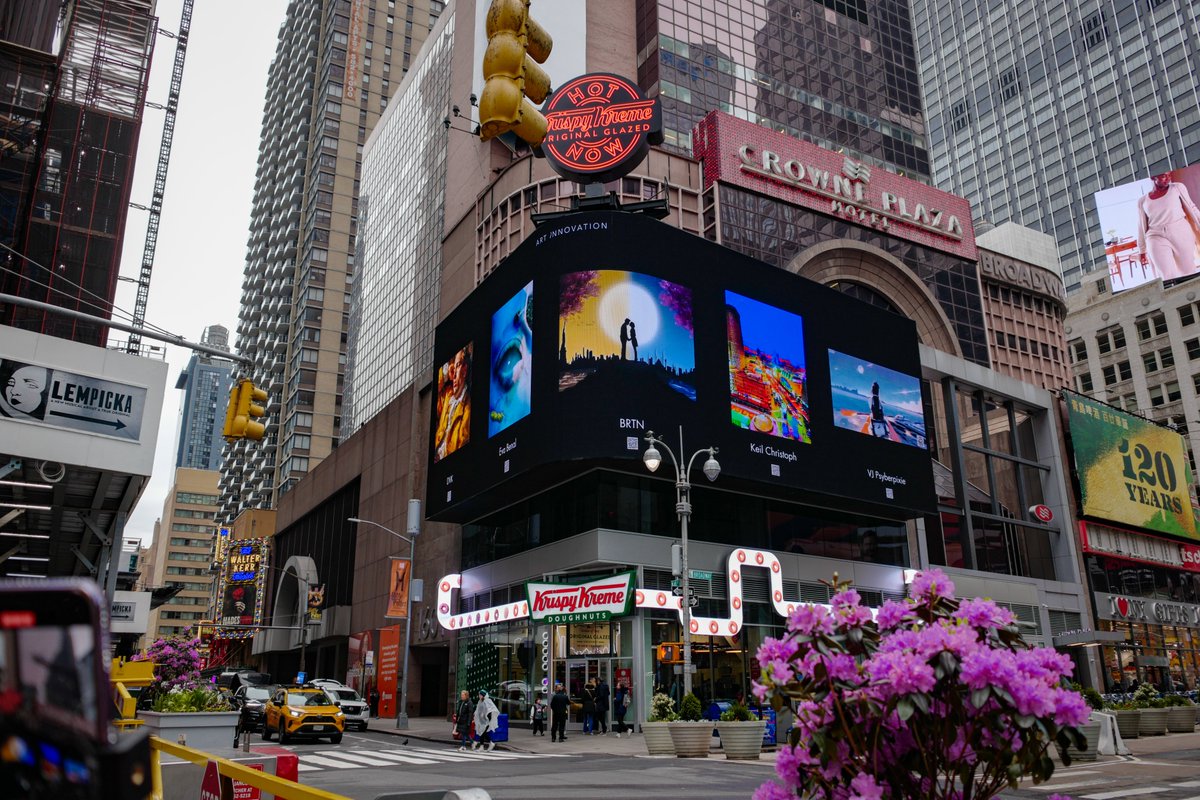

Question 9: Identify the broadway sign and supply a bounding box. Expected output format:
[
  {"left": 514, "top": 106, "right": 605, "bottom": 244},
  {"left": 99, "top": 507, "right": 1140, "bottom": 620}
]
[
  {"left": 0, "top": 355, "right": 146, "bottom": 440},
  {"left": 525, "top": 571, "right": 636, "bottom": 624}
]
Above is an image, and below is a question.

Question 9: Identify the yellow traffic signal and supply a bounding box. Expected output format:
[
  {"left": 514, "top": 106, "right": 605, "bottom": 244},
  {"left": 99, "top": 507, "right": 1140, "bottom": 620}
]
[
  {"left": 221, "top": 383, "right": 239, "bottom": 438},
  {"left": 224, "top": 378, "right": 269, "bottom": 441},
  {"left": 479, "top": 0, "right": 552, "bottom": 146}
]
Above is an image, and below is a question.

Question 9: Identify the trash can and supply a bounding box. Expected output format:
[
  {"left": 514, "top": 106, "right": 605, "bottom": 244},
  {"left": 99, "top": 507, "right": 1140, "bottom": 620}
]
[{"left": 492, "top": 713, "right": 509, "bottom": 742}]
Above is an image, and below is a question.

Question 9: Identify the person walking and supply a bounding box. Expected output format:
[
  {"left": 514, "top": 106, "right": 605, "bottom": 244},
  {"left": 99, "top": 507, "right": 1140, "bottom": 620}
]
[
  {"left": 549, "top": 682, "right": 570, "bottom": 742},
  {"left": 473, "top": 689, "right": 500, "bottom": 751},
  {"left": 530, "top": 694, "right": 547, "bottom": 736},
  {"left": 453, "top": 690, "right": 474, "bottom": 751},
  {"left": 613, "top": 681, "right": 630, "bottom": 737},
  {"left": 581, "top": 678, "right": 597, "bottom": 735},
  {"left": 595, "top": 677, "right": 610, "bottom": 735}
]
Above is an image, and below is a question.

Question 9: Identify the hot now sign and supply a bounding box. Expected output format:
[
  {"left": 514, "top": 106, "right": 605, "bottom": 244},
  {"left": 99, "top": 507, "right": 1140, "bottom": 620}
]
[{"left": 525, "top": 572, "right": 637, "bottom": 624}]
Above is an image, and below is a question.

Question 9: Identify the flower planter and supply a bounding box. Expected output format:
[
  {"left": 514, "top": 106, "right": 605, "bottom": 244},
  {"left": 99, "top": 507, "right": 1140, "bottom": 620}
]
[
  {"left": 139, "top": 711, "right": 240, "bottom": 753},
  {"left": 1137, "top": 707, "right": 1168, "bottom": 736},
  {"left": 1111, "top": 709, "right": 1140, "bottom": 739},
  {"left": 1072, "top": 718, "right": 1102, "bottom": 762},
  {"left": 642, "top": 721, "right": 675, "bottom": 756},
  {"left": 668, "top": 721, "right": 714, "bottom": 758},
  {"left": 716, "top": 720, "right": 767, "bottom": 760},
  {"left": 1167, "top": 707, "right": 1196, "bottom": 733}
]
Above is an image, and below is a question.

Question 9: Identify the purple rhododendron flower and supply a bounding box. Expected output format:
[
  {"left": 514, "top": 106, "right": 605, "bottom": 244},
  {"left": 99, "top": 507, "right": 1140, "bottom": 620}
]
[
  {"left": 874, "top": 599, "right": 914, "bottom": 630},
  {"left": 850, "top": 773, "right": 884, "bottom": 800},
  {"left": 954, "top": 597, "right": 1015, "bottom": 629},
  {"left": 909, "top": 568, "right": 955, "bottom": 602}
]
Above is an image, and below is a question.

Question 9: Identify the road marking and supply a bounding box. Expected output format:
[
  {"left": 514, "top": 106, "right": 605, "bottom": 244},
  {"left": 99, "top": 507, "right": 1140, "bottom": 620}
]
[
  {"left": 1081, "top": 788, "right": 1167, "bottom": 799},
  {"left": 1032, "top": 779, "right": 1108, "bottom": 792},
  {"left": 296, "top": 755, "right": 359, "bottom": 770},
  {"left": 350, "top": 750, "right": 441, "bottom": 765},
  {"left": 1173, "top": 782, "right": 1200, "bottom": 789},
  {"left": 320, "top": 751, "right": 412, "bottom": 767}
]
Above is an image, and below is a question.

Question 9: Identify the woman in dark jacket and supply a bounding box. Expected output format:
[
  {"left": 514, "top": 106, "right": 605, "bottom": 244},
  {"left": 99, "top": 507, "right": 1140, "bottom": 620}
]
[
  {"left": 581, "top": 679, "right": 597, "bottom": 735},
  {"left": 453, "top": 690, "right": 474, "bottom": 751}
]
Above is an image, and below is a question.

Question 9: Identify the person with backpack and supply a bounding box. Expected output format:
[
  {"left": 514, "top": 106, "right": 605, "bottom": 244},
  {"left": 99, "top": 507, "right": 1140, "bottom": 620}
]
[
  {"left": 530, "top": 694, "right": 547, "bottom": 736},
  {"left": 581, "top": 678, "right": 597, "bottom": 735},
  {"left": 613, "top": 681, "right": 631, "bottom": 737},
  {"left": 473, "top": 689, "right": 500, "bottom": 751}
]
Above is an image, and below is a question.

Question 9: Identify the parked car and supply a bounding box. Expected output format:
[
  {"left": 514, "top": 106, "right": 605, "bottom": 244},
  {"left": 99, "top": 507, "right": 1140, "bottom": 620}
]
[
  {"left": 231, "top": 684, "right": 276, "bottom": 733},
  {"left": 262, "top": 685, "right": 344, "bottom": 744},
  {"left": 323, "top": 686, "right": 370, "bottom": 731},
  {"left": 309, "top": 678, "right": 347, "bottom": 689}
]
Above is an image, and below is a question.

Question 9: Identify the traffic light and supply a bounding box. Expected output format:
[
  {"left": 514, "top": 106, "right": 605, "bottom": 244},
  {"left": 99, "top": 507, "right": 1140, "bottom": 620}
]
[
  {"left": 223, "top": 378, "right": 268, "bottom": 441},
  {"left": 478, "top": 0, "right": 552, "bottom": 146}
]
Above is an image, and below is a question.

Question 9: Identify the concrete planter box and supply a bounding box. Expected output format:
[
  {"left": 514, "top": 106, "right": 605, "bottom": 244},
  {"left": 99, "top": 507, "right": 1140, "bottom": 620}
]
[
  {"left": 642, "top": 721, "right": 675, "bottom": 756},
  {"left": 716, "top": 720, "right": 766, "bottom": 760},
  {"left": 1111, "top": 709, "right": 1140, "bottom": 739},
  {"left": 140, "top": 711, "right": 240, "bottom": 753},
  {"left": 668, "top": 721, "right": 714, "bottom": 758},
  {"left": 1073, "top": 718, "right": 1102, "bottom": 762},
  {"left": 1137, "top": 707, "right": 1168, "bottom": 736},
  {"left": 1167, "top": 707, "right": 1196, "bottom": 733}
]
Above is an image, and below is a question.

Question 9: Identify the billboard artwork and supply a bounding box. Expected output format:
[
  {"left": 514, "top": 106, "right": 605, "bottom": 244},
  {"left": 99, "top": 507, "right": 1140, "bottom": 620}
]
[
  {"left": 489, "top": 282, "right": 533, "bottom": 437},
  {"left": 559, "top": 270, "right": 696, "bottom": 400},
  {"left": 726, "top": 291, "right": 810, "bottom": 443},
  {"left": 1094, "top": 163, "right": 1200, "bottom": 293},
  {"left": 384, "top": 558, "right": 411, "bottom": 619},
  {"left": 434, "top": 343, "right": 472, "bottom": 462},
  {"left": 1064, "top": 391, "right": 1198, "bottom": 541},
  {"left": 829, "top": 349, "right": 926, "bottom": 449},
  {"left": 0, "top": 357, "right": 147, "bottom": 440},
  {"left": 221, "top": 583, "right": 256, "bottom": 627}
]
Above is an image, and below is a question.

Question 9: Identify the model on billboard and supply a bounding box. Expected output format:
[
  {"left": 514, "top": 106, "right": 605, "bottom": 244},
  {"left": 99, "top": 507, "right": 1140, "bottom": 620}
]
[
  {"left": 0, "top": 360, "right": 49, "bottom": 421},
  {"left": 434, "top": 344, "right": 472, "bottom": 462},
  {"left": 829, "top": 349, "right": 926, "bottom": 449},
  {"left": 1138, "top": 172, "right": 1200, "bottom": 281},
  {"left": 489, "top": 282, "right": 533, "bottom": 437},
  {"left": 558, "top": 270, "right": 696, "bottom": 399},
  {"left": 726, "top": 292, "right": 811, "bottom": 443}
]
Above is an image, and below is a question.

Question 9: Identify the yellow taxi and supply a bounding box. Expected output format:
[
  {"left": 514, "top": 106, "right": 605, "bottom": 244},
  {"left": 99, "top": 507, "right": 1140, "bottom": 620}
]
[{"left": 262, "top": 685, "right": 345, "bottom": 744}]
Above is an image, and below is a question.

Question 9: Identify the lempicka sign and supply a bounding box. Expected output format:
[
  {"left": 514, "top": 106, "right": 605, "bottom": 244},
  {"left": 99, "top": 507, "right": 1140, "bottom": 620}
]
[
  {"left": 0, "top": 356, "right": 146, "bottom": 440},
  {"left": 525, "top": 571, "right": 637, "bottom": 624}
]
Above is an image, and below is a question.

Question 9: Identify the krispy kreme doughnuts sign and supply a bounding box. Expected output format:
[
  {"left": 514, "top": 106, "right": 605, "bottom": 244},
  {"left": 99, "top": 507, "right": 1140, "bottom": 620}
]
[
  {"left": 541, "top": 73, "right": 663, "bottom": 184},
  {"left": 525, "top": 571, "right": 637, "bottom": 624}
]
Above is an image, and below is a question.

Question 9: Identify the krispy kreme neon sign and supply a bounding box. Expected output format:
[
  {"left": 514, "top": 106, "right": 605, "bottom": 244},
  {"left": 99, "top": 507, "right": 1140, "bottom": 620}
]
[{"left": 526, "top": 572, "right": 636, "bottom": 624}]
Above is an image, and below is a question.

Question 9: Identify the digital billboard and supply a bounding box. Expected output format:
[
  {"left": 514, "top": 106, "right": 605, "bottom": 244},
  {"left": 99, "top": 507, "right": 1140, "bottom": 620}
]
[
  {"left": 489, "top": 282, "right": 533, "bottom": 437},
  {"left": 829, "top": 349, "right": 926, "bottom": 449},
  {"left": 1094, "top": 163, "right": 1200, "bottom": 293},
  {"left": 427, "top": 210, "right": 935, "bottom": 522},
  {"left": 1064, "top": 390, "right": 1198, "bottom": 541}
]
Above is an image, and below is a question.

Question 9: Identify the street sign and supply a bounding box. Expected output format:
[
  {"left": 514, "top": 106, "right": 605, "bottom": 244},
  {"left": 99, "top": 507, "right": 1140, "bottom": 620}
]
[
  {"left": 199, "top": 762, "right": 221, "bottom": 800},
  {"left": 1029, "top": 504, "right": 1054, "bottom": 523},
  {"left": 689, "top": 570, "right": 713, "bottom": 581},
  {"left": 689, "top": 596, "right": 699, "bottom": 608},
  {"left": 671, "top": 586, "right": 683, "bottom": 596}
]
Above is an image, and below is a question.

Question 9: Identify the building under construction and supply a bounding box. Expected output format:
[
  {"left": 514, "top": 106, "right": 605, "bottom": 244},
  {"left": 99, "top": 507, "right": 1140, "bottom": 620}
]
[{"left": 0, "top": 0, "right": 156, "bottom": 346}]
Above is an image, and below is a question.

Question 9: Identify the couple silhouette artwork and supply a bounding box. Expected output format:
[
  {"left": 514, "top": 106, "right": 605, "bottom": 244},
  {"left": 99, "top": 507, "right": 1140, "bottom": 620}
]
[{"left": 620, "top": 318, "right": 639, "bottom": 361}]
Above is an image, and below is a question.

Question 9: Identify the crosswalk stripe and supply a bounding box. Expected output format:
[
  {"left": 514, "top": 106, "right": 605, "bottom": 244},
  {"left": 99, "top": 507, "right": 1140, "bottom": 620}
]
[
  {"left": 1033, "top": 780, "right": 1108, "bottom": 793},
  {"left": 295, "top": 764, "right": 320, "bottom": 772},
  {"left": 297, "top": 755, "right": 359, "bottom": 770},
  {"left": 346, "top": 750, "right": 441, "bottom": 765},
  {"left": 1174, "top": 782, "right": 1200, "bottom": 789},
  {"left": 1082, "top": 789, "right": 1166, "bottom": 799},
  {"left": 317, "top": 751, "right": 407, "bottom": 767}
]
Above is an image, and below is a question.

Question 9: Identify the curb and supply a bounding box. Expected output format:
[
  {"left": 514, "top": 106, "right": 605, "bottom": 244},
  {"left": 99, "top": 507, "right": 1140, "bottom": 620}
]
[{"left": 367, "top": 725, "right": 527, "bottom": 753}]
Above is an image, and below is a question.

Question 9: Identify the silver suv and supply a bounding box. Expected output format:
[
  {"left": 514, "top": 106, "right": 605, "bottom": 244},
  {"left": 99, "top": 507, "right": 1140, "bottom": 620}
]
[{"left": 324, "top": 686, "right": 370, "bottom": 731}]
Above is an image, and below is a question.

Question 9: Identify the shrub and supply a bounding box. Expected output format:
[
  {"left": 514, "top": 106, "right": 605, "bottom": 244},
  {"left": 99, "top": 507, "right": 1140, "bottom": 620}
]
[
  {"left": 720, "top": 703, "right": 754, "bottom": 722},
  {"left": 151, "top": 686, "right": 232, "bottom": 713},
  {"left": 141, "top": 631, "right": 203, "bottom": 692},
  {"left": 678, "top": 692, "right": 703, "bottom": 722},
  {"left": 1132, "top": 683, "right": 1160, "bottom": 708},
  {"left": 1070, "top": 683, "right": 1104, "bottom": 711},
  {"left": 648, "top": 692, "right": 678, "bottom": 722},
  {"left": 752, "top": 570, "right": 1088, "bottom": 800}
]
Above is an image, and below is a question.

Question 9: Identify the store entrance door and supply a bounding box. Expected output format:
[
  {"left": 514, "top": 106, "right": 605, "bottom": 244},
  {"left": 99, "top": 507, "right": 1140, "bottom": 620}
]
[{"left": 562, "top": 658, "right": 610, "bottom": 728}]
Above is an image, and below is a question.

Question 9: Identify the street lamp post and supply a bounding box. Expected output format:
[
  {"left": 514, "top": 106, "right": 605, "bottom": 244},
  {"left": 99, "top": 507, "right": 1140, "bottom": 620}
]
[
  {"left": 349, "top": 506, "right": 420, "bottom": 730},
  {"left": 642, "top": 427, "right": 720, "bottom": 699}
]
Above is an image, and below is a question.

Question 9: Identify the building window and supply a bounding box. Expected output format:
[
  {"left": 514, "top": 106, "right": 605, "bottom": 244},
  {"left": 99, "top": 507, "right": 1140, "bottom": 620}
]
[
  {"left": 1150, "top": 385, "right": 1164, "bottom": 406},
  {"left": 950, "top": 99, "right": 971, "bottom": 133},
  {"left": 1166, "top": 381, "right": 1182, "bottom": 402},
  {"left": 1188, "top": 338, "right": 1200, "bottom": 359},
  {"left": 998, "top": 67, "right": 1021, "bottom": 102},
  {"left": 1122, "top": 393, "right": 1138, "bottom": 411},
  {"left": 1180, "top": 304, "right": 1196, "bottom": 326},
  {"left": 1135, "top": 311, "right": 1168, "bottom": 340},
  {"left": 1096, "top": 326, "right": 1125, "bottom": 354},
  {"left": 1069, "top": 339, "right": 1087, "bottom": 363},
  {"left": 1082, "top": 10, "right": 1108, "bottom": 50},
  {"left": 1078, "top": 373, "right": 1094, "bottom": 393}
]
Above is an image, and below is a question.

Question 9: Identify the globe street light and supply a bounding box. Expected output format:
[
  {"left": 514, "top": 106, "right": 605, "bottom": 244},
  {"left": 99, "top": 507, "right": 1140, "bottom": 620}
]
[
  {"left": 349, "top": 505, "right": 421, "bottom": 730},
  {"left": 642, "top": 428, "right": 719, "bottom": 699}
]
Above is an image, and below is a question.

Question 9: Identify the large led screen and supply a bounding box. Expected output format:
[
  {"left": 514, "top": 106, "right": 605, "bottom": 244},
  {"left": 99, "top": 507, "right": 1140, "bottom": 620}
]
[
  {"left": 829, "top": 349, "right": 926, "bottom": 449},
  {"left": 559, "top": 270, "right": 696, "bottom": 400},
  {"left": 427, "top": 210, "right": 935, "bottom": 522},
  {"left": 1064, "top": 390, "right": 1198, "bottom": 541},
  {"left": 1094, "top": 163, "right": 1200, "bottom": 293},
  {"left": 489, "top": 282, "right": 533, "bottom": 437},
  {"left": 434, "top": 343, "right": 472, "bottom": 463},
  {"left": 726, "top": 291, "right": 810, "bottom": 443}
]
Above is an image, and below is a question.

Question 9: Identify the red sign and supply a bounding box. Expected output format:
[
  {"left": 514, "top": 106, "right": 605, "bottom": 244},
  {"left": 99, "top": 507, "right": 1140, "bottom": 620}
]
[
  {"left": 233, "top": 763, "right": 264, "bottom": 800},
  {"left": 1030, "top": 504, "right": 1054, "bottom": 523},
  {"left": 541, "top": 73, "right": 662, "bottom": 185},
  {"left": 377, "top": 624, "right": 401, "bottom": 718},
  {"left": 1183, "top": 545, "right": 1200, "bottom": 572},
  {"left": 525, "top": 572, "right": 636, "bottom": 623},
  {"left": 692, "top": 111, "right": 977, "bottom": 262},
  {"left": 199, "top": 761, "right": 221, "bottom": 800}
]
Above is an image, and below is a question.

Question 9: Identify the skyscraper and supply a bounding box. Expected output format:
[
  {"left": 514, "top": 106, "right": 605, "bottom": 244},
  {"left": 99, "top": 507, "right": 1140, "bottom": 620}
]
[
  {"left": 176, "top": 325, "right": 234, "bottom": 471},
  {"left": 638, "top": 0, "right": 931, "bottom": 180},
  {"left": 912, "top": 0, "right": 1200, "bottom": 291},
  {"left": 220, "top": 0, "right": 445, "bottom": 521}
]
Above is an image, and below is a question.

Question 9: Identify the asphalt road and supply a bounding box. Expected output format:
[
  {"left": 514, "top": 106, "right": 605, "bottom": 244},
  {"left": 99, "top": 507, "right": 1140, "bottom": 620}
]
[
  {"left": 1002, "top": 740, "right": 1200, "bottom": 800},
  {"left": 275, "top": 730, "right": 774, "bottom": 800}
]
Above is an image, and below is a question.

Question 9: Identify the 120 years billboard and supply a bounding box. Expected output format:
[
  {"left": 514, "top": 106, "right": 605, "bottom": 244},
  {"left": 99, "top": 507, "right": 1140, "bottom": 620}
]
[{"left": 427, "top": 211, "right": 935, "bottom": 522}]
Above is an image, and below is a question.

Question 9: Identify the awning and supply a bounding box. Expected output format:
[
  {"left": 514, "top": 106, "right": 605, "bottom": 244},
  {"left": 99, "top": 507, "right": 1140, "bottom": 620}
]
[{"left": 1053, "top": 629, "right": 1127, "bottom": 647}]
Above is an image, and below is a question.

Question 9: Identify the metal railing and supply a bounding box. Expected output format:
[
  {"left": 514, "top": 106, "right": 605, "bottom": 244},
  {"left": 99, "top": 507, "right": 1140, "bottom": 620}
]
[{"left": 149, "top": 737, "right": 350, "bottom": 800}]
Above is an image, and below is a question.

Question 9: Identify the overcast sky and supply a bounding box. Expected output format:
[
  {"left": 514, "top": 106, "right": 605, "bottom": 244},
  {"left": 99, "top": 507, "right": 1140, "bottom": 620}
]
[{"left": 114, "top": 0, "right": 288, "bottom": 546}]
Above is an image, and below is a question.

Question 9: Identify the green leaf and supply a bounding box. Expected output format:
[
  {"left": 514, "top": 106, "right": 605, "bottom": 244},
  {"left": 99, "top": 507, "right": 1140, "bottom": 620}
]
[
  {"left": 971, "top": 688, "right": 990, "bottom": 708},
  {"left": 910, "top": 693, "right": 930, "bottom": 714},
  {"left": 896, "top": 697, "right": 915, "bottom": 721}
]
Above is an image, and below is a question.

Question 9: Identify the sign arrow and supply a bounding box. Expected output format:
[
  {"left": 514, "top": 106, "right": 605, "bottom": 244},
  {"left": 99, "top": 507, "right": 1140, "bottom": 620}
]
[{"left": 49, "top": 410, "right": 127, "bottom": 431}]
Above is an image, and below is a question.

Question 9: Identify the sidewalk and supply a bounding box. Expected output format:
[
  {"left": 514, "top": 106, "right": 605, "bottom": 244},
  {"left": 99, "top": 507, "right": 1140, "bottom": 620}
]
[{"left": 364, "top": 716, "right": 780, "bottom": 761}]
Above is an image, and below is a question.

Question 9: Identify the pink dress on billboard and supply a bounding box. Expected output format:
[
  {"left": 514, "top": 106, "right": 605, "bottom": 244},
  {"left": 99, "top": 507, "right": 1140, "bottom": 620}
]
[{"left": 1137, "top": 182, "right": 1200, "bottom": 280}]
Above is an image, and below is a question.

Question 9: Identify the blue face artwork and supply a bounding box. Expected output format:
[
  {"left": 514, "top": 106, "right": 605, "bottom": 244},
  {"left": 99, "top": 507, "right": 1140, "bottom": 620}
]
[{"left": 489, "top": 282, "right": 533, "bottom": 436}]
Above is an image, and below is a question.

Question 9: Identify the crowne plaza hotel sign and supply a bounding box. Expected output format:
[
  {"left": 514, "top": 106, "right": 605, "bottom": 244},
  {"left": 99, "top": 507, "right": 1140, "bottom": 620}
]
[
  {"left": 525, "top": 571, "right": 636, "bottom": 624},
  {"left": 692, "top": 111, "right": 978, "bottom": 262}
]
